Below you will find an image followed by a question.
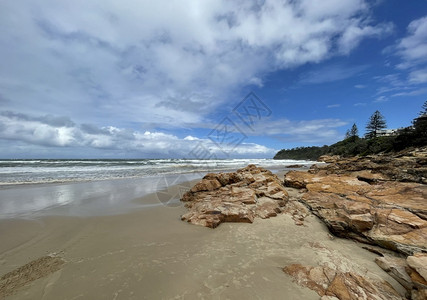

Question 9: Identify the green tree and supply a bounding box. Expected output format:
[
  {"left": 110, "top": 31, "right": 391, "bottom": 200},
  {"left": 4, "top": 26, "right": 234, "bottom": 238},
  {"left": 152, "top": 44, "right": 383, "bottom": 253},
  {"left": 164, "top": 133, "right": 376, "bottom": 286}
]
[
  {"left": 365, "top": 110, "right": 387, "bottom": 139},
  {"left": 345, "top": 129, "right": 351, "bottom": 139},
  {"left": 419, "top": 100, "right": 427, "bottom": 116},
  {"left": 394, "top": 101, "right": 427, "bottom": 149},
  {"left": 413, "top": 109, "right": 427, "bottom": 146},
  {"left": 350, "top": 123, "right": 359, "bottom": 137}
]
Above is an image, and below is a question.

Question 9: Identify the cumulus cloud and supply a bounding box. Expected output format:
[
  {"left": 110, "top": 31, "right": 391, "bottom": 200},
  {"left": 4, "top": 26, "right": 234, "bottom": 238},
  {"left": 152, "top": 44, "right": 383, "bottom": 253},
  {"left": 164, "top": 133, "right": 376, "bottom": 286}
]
[
  {"left": 0, "top": 111, "right": 277, "bottom": 158},
  {"left": 0, "top": 0, "right": 392, "bottom": 128},
  {"left": 396, "top": 16, "right": 427, "bottom": 68},
  {"left": 338, "top": 21, "right": 393, "bottom": 54},
  {"left": 0, "top": 111, "right": 349, "bottom": 157}
]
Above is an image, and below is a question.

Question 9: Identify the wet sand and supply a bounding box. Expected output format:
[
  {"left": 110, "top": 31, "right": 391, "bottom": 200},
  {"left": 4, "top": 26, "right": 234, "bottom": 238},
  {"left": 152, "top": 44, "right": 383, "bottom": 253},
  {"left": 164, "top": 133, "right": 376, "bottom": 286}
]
[{"left": 0, "top": 174, "right": 405, "bottom": 299}]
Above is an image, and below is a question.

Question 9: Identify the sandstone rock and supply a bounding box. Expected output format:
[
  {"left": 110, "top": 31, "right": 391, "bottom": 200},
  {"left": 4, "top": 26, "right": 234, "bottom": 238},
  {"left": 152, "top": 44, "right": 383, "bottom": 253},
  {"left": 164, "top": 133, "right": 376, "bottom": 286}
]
[
  {"left": 190, "top": 178, "right": 222, "bottom": 192},
  {"left": 318, "top": 155, "right": 341, "bottom": 163},
  {"left": 313, "top": 148, "right": 427, "bottom": 184},
  {"left": 375, "top": 256, "right": 413, "bottom": 290},
  {"left": 284, "top": 169, "right": 427, "bottom": 255},
  {"left": 412, "top": 288, "right": 427, "bottom": 300},
  {"left": 283, "top": 170, "right": 320, "bottom": 189},
  {"left": 320, "top": 296, "right": 340, "bottom": 300},
  {"left": 407, "top": 253, "right": 427, "bottom": 283},
  {"left": 375, "top": 253, "right": 427, "bottom": 298},
  {"left": 181, "top": 165, "right": 288, "bottom": 228},
  {"left": 283, "top": 264, "right": 402, "bottom": 300},
  {"left": 351, "top": 170, "right": 390, "bottom": 183}
]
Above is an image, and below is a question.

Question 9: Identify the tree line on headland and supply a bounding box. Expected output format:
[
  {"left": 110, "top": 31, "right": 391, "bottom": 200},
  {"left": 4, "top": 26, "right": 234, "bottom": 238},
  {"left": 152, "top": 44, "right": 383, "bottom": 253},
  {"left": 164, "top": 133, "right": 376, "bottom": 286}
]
[{"left": 274, "top": 101, "right": 427, "bottom": 161}]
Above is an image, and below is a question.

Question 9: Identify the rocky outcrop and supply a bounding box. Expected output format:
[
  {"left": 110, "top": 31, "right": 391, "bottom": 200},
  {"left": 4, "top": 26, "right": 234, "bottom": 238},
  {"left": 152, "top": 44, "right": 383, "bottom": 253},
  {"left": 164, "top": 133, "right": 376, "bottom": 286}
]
[
  {"left": 283, "top": 264, "right": 402, "bottom": 300},
  {"left": 180, "top": 165, "right": 289, "bottom": 228},
  {"left": 375, "top": 253, "right": 427, "bottom": 299},
  {"left": 315, "top": 148, "right": 427, "bottom": 184},
  {"left": 283, "top": 241, "right": 404, "bottom": 299},
  {"left": 284, "top": 170, "right": 427, "bottom": 255},
  {"left": 284, "top": 149, "right": 427, "bottom": 299}
]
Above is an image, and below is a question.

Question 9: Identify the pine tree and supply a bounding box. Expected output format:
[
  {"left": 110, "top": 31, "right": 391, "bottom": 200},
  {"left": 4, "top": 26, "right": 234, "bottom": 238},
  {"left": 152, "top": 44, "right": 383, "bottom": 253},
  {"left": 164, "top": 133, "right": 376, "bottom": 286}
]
[
  {"left": 413, "top": 100, "right": 427, "bottom": 146},
  {"left": 419, "top": 100, "right": 427, "bottom": 116},
  {"left": 365, "top": 110, "right": 387, "bottom": 139},
  {"left": 345, "top": 129, "right": 351, "bottom": 139},
  {"left": 350, "top": 123, "right": 359, "bottom": 137}
]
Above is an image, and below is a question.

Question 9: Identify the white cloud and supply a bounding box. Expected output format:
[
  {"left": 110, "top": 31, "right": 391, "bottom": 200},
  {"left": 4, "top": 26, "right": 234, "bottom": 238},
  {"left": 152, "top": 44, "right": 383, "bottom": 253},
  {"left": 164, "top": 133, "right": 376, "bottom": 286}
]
[
  {"left": 396, "top": 16, "right": 427, "bottom": 68},
  {"left": 378, "top": 16, "right": 427, "bottom": 97},
  {"left": 409, "top": 68, "right": 427, "bottom": 84},
  {"left": 338, "top": 21, "right": 393, "bottom": 54},
  {"left": 0, "top": 111, "right": 277, "bottom": 158},
  {"left": 0, "top": 111, "right": 349, "bottom": 156},
  {"left": 299, "top": 64, "right": 369, "bottom": 84},
  {"left": 391, "top": 88, "right": 427, "bottom": 97},
  {"left": 374, "top": 73, "right": 414, "bottom": 96},
  {"left": 0, "top": 0, "right": 392, "bottom": 128},
  {"left": 354, "top": 84, "right": 366, "bottom": 89},
  {"left": 327, "top": 104, "right": 341, "bottom": 108},
  {"left": 374, "top": 95, "right": 388, "bottom": 103},
  {"left": 243, "top": 118, "right": 347, "bottom": 144}
]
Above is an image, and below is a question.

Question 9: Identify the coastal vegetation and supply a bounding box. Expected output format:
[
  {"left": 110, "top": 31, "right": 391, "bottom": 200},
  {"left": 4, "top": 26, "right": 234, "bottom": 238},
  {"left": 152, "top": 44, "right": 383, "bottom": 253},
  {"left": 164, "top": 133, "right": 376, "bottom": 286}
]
[{"left": 274, "top": 101, "right": 427, "bottom": 160}]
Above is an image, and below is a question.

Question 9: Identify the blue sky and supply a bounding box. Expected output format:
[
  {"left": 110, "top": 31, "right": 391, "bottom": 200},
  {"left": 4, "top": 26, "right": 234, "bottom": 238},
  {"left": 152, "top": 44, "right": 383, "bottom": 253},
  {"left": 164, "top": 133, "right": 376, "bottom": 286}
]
[{"left": 0, "top": 0, "right": 426, "bottom": 158}]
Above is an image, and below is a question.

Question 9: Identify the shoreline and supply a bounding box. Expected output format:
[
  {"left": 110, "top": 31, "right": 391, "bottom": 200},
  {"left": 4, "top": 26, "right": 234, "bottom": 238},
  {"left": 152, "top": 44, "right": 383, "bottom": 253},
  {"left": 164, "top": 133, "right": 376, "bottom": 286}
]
[
  {"left": 0, "top": 167, "right": 301, "bottom": 220},
  {"left": 0, "top": 166, "right": 407, "bottom": 299},
  {"left": 0, "top": 187, "right": 405, "bottom": 299},
  {"left": 0, "top": 173, "right": 204, "bottom": 220}
]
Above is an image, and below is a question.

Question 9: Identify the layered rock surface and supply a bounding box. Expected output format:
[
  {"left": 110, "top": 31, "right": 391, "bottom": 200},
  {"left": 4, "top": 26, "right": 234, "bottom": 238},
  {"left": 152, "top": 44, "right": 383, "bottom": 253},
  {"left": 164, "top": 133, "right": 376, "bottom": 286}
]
[
  {"left": 284, "top": 170, "right": 427, "bottom": 255},
  {"left": 283, "top": 264, "right": 402, "bottom": 300},
  {"left": 315, "top": 148, "right": 427, "bottom": 184},
  {"left": 181, "top": 151, "right": 426, "bottom": 299},
  {"left": 375, "top": 252, "right": 427, "bottom": 299},
  {"left": 282, "top": 241, "right": 404, "bottom": 300},
  {"left": 181, "top": 165, "right": 289, "bottom": 228},
  {"left": 283, "top": 150, "right": 427, "bottom": 299}
]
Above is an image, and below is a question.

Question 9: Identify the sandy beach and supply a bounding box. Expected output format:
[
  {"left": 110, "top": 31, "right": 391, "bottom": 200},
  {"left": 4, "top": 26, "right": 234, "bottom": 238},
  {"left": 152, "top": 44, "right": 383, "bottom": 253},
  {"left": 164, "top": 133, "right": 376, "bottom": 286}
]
[{"left": 0, "top": 171, "right": 406, "bottom": 300}]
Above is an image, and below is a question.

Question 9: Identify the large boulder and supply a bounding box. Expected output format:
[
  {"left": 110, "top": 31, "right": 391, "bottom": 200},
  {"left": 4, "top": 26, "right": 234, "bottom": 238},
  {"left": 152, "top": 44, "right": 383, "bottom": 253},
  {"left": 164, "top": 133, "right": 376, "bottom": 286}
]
[
  {"left": 284, "top": 169, "right": 427, "bottom": 255},
  {"left": 181, "top": 165, "right": 288, "bottom": 228}
]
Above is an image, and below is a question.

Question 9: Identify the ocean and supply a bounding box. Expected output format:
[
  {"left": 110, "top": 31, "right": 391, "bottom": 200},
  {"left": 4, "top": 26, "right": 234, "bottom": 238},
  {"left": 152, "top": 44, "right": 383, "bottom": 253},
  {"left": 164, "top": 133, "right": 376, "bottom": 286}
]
[
  {"left": 0, "top": 158, "right": 313, "bottom": 219},
  {"left": 0, "top": 158, "right": 313, "bottom": 186}
]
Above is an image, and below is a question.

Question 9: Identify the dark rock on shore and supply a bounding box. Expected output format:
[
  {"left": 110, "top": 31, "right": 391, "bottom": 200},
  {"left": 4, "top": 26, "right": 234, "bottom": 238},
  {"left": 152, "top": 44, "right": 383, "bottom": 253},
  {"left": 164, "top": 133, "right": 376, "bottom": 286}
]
[{"left": 285, "top": 164, "right": 307, "bottom": 169}]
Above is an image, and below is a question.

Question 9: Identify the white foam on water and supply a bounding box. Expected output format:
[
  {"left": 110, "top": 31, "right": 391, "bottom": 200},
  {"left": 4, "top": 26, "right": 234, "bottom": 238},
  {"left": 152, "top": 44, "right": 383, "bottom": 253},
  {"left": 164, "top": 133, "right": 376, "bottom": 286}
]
[{"left": 0, "top": 158, "right": 314, "bottom": 185}]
